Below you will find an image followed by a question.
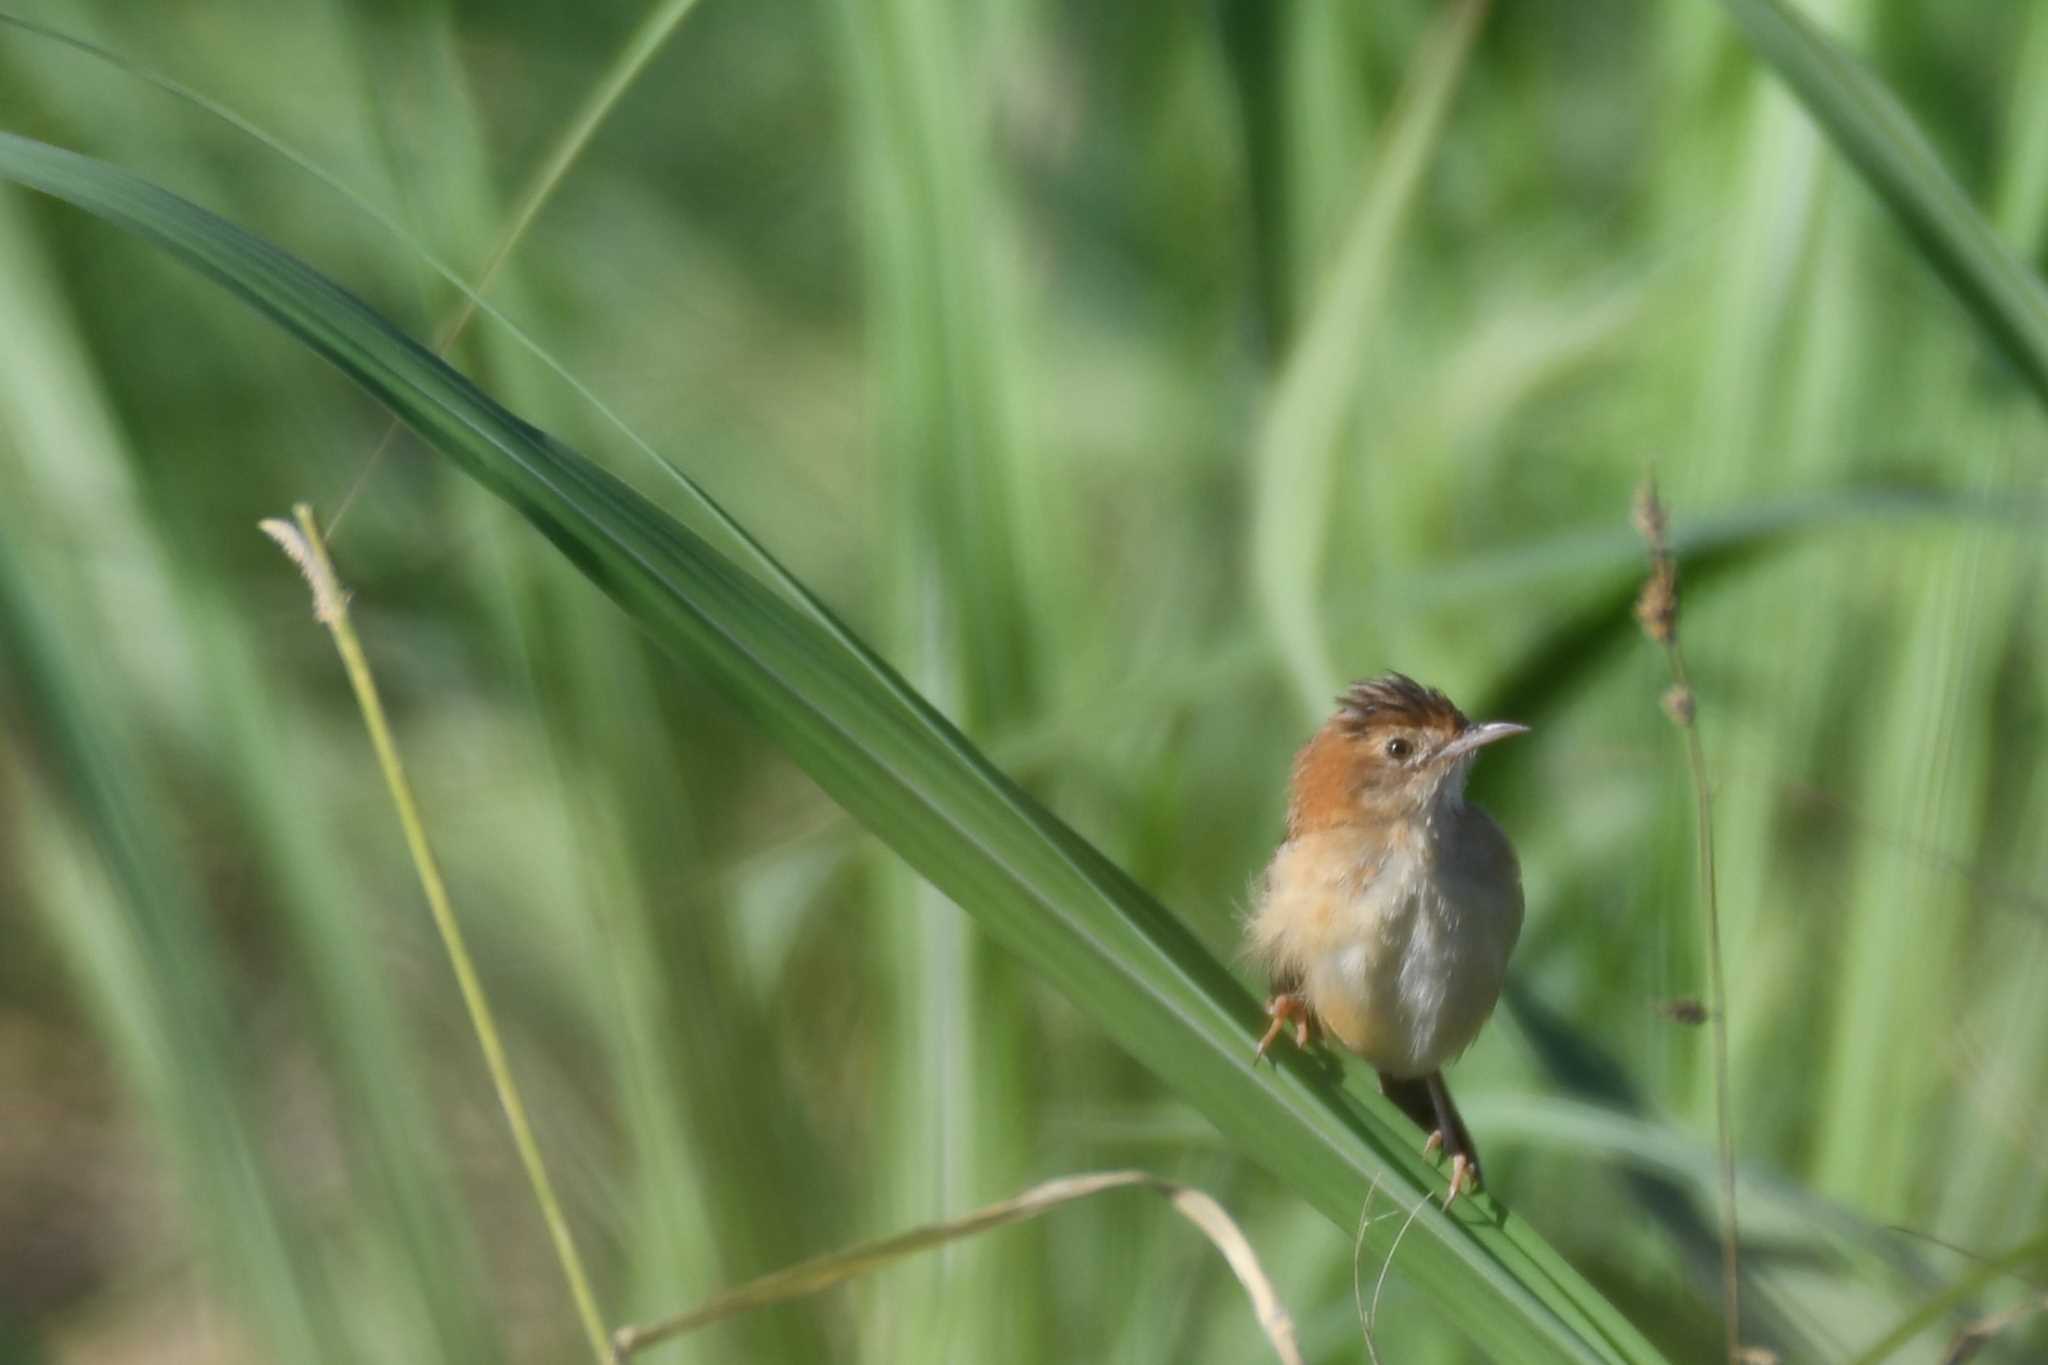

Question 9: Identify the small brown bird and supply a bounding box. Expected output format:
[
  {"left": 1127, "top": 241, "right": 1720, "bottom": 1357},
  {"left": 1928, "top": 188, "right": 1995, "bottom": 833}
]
[{"left": 1248, "top": 674, "right": 1527, "bottom": 1204}]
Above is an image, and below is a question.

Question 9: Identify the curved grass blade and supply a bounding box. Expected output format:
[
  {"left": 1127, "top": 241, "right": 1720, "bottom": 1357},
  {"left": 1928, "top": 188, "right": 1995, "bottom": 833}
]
[
  {"left": 0, "top": 133, "right": 1665, "bottom": 1364},
  {"left": 612, "top": 1170, "right": 1302, "bottom": 1363},
  {"left": 1704, "top": 0, "right": 2048, "bottom": 410}
]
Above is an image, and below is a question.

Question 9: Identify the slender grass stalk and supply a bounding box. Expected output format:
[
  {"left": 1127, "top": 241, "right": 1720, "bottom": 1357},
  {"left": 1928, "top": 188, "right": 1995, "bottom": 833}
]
[
  {"left": 325, "top": 0, "right": 702, "bottom": 535},
  {"left": 612, "top": 1171, "right": 1301, "bottom": 1364},
  {"left": 260, "top": 503, "right": 612, "bottom": 1365},
  {"left": 1632, "top": 480, "right": 1741, "bottom": 1362}
]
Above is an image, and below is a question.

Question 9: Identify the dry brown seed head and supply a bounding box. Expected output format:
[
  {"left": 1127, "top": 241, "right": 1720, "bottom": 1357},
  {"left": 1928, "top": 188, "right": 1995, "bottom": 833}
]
[
  {"left": 1635, "top": 562, "right": 1678, "bottom": 644},
  {"left": 1631, "top": 478, "right": 1669, "bottom": 551}
]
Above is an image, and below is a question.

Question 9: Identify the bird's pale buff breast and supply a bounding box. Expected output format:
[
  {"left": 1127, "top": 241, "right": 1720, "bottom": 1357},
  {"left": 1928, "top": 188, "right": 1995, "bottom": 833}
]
[{"left": 1251, "top": 808, "right": 1523, "bottom": 1077}]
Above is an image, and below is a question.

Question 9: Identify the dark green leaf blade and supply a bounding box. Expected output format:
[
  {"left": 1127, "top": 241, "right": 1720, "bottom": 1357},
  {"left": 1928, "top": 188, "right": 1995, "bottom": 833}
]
[{"left": 1706, "top": 0, "right": 2048, "bottom": 410}]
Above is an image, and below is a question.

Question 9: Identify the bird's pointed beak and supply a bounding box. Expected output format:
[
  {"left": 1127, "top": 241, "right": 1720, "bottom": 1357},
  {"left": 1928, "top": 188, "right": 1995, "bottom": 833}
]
[{"left": 1434, "top": 720, "right": 1530, "bottom": 765}]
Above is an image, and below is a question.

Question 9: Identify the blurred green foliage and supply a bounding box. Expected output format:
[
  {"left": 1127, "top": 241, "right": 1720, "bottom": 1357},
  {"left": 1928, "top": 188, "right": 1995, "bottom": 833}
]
[{"left": 1, "top": 1, "right": 2044, "bottom": 1362}]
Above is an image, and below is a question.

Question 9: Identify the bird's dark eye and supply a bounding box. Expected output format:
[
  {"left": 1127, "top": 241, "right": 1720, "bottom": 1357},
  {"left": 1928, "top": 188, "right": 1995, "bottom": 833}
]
[{"left": 1383, "top": 736, "right": 1413, "bottom": 761}]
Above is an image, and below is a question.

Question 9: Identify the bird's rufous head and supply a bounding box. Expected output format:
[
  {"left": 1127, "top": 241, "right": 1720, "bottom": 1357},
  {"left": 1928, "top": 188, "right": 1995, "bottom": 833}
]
[{"left": 1286, "top": 674, "right": 1528, "bottom": 835}]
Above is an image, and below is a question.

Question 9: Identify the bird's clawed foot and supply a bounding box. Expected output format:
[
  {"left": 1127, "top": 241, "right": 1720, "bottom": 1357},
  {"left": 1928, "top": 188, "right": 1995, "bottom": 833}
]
[
  {"left": 1422, "top": 1132, "right": 1478, "bottom": 1209},
  {"left": 1254, "top": 993, "right": 1317, "bottom": 1063},
  {"left": 1443, "top": 1151, "right": 1477, "bottom": 1208}
]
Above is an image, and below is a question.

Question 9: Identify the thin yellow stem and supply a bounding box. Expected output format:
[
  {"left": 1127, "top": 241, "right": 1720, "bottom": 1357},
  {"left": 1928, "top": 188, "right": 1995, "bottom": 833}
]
[{"left": 265, "top": 504, "right": 612, "bottom": 1365}]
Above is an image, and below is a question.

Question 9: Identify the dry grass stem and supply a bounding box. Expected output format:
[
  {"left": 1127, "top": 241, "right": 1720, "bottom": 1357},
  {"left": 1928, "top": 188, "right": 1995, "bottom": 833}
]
[
  {"left": 611, "top": 1170, "right": 1301, "bottom": 1364},
  {"left": 1634, "top": 477, "right": 1744, "bottom": 1363},
  {"left": 1351, "top": 1173, "right": 1433, "bottom": 1365},
  {"left": 1940, "top": 1295, "right": 2048, "bottom": 1364},
  {"left": 257, "top": 517, "right": 346, "bottom": 624}
]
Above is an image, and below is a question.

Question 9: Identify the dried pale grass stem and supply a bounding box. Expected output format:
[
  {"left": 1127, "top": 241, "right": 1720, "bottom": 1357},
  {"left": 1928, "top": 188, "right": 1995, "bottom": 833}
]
[
  {"left": 1351, "top": 1172, "right": 1432, "bottom": 1365},
  {"left": 1941, "top": 1295, "right": 2048, "bottom": 1365},
  {"left": 611, "top": 1171, "right": 1301, "bottom": 1364},
  {"left": 1634, "top": 477, "right": 1743, "bottom": 1364}
]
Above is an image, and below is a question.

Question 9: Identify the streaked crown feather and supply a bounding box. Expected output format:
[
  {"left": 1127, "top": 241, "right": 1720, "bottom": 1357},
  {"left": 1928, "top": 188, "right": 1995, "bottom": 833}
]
[{"left": 1333, "top": 673, "right": 1468, "bottom": 735}]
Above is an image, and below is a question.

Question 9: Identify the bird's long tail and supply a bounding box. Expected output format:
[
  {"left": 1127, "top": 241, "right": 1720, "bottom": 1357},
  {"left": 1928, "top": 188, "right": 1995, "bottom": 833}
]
[{"left": 1376, "top": 1071, "right": 1439, "bottom": 1135}]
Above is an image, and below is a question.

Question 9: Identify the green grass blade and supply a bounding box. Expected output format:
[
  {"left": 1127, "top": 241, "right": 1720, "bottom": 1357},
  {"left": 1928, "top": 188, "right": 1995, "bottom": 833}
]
[
  {"left": 0, "top": 133, "right": 1665, "bottom": 1364},
  {"left": 836, "top": 0, "right": 1045, "bottom": 1350},
  {"left": 1704, "top": 0, "right": 2048, "bottom": 409},
  {"left": 0, "top": 495, "right": 333, "bottom": 1365},
  {"left": 1251, "top": 0, "right": 1486, "bottom": 719}
]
